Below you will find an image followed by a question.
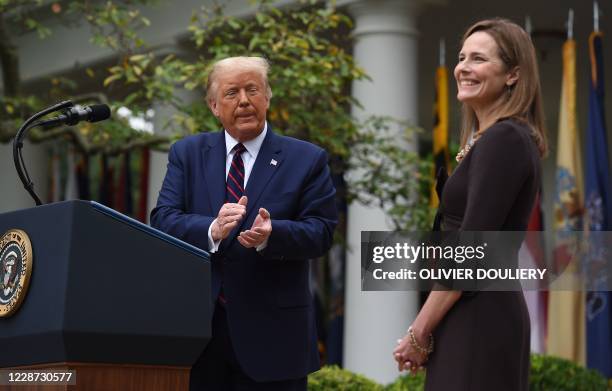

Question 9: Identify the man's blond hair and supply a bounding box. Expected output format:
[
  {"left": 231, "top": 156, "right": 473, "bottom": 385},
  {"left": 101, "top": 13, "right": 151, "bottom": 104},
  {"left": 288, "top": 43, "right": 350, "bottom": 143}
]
[{"left": 206, "top": 56, "right": 273, "bottom": 102}]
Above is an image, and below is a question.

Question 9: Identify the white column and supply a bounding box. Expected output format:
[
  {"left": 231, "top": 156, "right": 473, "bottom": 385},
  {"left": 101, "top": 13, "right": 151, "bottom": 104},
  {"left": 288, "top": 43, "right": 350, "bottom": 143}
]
[{"left": 344, "top": 0, "right": 424, "bottom": 384}]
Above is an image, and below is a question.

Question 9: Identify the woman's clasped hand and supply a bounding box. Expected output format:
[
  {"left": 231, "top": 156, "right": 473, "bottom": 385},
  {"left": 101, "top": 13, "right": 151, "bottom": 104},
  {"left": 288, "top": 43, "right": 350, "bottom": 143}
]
[{"left": 393, "top": 326, "right": 433, "bottom": 374}]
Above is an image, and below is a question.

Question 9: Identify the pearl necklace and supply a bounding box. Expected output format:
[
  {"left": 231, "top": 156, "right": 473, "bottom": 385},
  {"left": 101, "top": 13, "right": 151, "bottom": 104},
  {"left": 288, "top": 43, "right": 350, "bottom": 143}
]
[
  {"left": 455, "top": 142, "right": 474, "bottom": 162},
  {"left": 455, "top": 135, "right": 480, "bottom": 162}
]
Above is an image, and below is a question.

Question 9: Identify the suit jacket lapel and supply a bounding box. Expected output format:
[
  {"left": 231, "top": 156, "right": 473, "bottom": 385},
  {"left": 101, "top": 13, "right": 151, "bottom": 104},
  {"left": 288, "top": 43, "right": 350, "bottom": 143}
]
[
  {"left": 244, "top": 129, "right": 283, "bottom": 222},
  {"left": 202, "top": 131, "right": 226, "bottom": 216}
]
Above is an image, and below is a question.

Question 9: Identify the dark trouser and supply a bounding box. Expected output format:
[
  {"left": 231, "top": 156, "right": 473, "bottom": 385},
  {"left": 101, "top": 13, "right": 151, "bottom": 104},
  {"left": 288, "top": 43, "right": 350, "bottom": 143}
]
[{"left": 189, "top": 303, "right": 307, "bottom": 391}]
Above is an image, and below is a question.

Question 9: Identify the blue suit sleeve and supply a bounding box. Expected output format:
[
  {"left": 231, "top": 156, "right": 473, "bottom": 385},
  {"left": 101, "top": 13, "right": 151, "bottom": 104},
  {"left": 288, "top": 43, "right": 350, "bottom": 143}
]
[
  {"left": 260, "top": 148, "right": 338, "bottom": 260},
  {"left": 150, "top": 143, "right": 214, "bottom": 250}
]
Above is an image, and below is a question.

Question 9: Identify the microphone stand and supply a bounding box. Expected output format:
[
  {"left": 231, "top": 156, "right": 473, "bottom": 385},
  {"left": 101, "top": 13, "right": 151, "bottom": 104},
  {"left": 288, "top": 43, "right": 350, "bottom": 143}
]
[{"left": 12, "top": 100, "right": 74, "bottom": 206}]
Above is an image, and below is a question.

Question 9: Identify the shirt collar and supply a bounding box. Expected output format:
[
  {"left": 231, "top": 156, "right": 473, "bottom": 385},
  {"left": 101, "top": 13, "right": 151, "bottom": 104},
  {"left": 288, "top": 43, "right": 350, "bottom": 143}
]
[{"left": 224, "top": 121, "right": 268, "bottom": 159}]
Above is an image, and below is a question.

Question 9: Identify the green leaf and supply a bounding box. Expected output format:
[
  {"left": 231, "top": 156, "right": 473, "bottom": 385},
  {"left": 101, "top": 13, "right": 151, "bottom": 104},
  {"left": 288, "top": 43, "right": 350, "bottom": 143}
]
[
  {"left": 227, "top": 18, "right": 241, "bottom": 30},
  {"left": 103, "top": 73, "right": 123, "bottom": 87},
  {"left": 129, "top": 54, "right": 147, "bottom": 62},
  {"left": 25, "top": 18, "right": 37, "bottom": 29}
]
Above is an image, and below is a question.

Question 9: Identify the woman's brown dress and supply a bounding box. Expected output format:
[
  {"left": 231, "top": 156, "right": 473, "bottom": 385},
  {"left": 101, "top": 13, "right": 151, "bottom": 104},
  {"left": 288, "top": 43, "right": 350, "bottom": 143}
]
[{"left": 425, "top": 119, "right": 541, "bottom": 391}]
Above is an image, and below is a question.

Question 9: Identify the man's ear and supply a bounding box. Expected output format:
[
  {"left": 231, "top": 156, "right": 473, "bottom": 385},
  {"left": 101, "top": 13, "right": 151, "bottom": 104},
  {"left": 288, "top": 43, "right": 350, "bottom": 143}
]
[
  {"left": 506, "top": 66, "right": 520, "bottom": 87},
  {"left": 208, "top": 98, "right": 219, "bottom": 117}
]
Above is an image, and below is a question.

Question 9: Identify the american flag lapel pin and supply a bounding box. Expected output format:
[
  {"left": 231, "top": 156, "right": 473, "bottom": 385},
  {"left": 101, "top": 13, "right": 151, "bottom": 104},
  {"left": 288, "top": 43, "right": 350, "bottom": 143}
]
[{"left": 270, "top": 159, "right": 278, "bottom": 166}]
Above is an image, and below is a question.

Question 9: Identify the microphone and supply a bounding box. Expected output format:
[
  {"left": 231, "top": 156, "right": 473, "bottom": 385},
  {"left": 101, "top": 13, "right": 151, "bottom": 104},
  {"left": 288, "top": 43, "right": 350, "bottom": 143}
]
[
  {"left": 13, "top": 100, "right": 111, "bottom": 206},
  {"left": 34, "top": 104, "right": 111, "bottom": 127}
]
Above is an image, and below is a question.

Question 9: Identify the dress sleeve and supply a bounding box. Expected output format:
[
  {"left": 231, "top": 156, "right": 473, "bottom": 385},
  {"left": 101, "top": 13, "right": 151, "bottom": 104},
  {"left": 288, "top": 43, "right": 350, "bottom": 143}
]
[{"left": 461, "top": 121, "right": 531, "bottom": 231}]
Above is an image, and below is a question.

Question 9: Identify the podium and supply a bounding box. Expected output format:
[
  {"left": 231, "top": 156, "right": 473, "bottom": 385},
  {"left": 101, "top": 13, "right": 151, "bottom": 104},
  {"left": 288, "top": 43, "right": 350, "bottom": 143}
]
[{"left": 0, "top": 201, "right": 211, "bottom": 390}]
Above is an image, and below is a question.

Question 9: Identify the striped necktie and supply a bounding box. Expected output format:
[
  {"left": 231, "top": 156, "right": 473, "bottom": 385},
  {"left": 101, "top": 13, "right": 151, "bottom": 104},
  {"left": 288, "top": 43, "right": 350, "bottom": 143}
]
[{"left": 226, "top": 143, "right": 246, "bottom": 202}]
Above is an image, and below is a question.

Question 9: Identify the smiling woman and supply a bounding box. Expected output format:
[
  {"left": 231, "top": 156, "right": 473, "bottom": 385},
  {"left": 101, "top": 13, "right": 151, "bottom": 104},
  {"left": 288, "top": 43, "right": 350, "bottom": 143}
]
[
  {"left": 454, "top": 31, "right": 519, "bottom": 130},
  {"left": 393, "top": 19, "right": 547, "bottom": 391},
  {"left": 455, "top": 19, "right": 547, "bottom": 155}
]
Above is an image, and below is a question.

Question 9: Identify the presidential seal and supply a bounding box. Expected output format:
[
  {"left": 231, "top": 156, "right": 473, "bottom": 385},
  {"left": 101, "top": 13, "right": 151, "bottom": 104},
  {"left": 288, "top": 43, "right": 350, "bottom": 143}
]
[{"left": 0, "top": 229, "right": 33, "bottom": 318}]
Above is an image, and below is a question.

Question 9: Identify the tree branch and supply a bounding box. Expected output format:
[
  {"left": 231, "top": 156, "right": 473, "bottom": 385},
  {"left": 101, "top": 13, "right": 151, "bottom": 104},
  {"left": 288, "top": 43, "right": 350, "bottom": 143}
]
[
  {"left": 0, "top": 120, "right": 170, "bottom": 154},
  {"left": 0, "top": 15, "right": 21, "bottom": 97},
  {"left": 30, "top": 126, "right": 170, "bottom": 154}
]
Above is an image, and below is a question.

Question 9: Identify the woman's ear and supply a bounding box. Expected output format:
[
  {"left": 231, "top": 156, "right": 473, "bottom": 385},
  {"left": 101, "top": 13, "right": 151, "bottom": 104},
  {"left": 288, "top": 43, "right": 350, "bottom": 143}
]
[{"left": 506, "top": 66, "right": 520, "bottom": 87}]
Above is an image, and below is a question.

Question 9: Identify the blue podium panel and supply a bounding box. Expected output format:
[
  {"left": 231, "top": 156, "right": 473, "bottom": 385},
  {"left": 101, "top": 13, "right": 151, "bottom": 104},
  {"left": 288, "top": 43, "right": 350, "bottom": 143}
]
[{"left": 0, "top": 200, "right": 211, "bottom": 367}]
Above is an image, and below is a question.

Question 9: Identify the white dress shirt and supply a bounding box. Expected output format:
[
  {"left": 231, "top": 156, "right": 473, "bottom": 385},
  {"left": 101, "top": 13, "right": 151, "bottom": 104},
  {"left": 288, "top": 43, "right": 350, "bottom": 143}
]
[{"left": 207, "top": 122, "right": 268, "bottom": 252}]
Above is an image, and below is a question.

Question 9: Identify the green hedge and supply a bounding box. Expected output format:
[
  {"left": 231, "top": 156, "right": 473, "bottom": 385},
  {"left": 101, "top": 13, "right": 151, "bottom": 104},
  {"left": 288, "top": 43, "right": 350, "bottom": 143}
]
[
  {"left": 529, "top": 354, "right": 609, "bottom": 391},
  {"left": 384, "top": 371, "right": 425, "bottom": 391},
  {"left": 308, "top": 366, "right": 383, "bottom": 391},
  {"left": 308, "top": 355, "right": 610, "bottom": 390}
]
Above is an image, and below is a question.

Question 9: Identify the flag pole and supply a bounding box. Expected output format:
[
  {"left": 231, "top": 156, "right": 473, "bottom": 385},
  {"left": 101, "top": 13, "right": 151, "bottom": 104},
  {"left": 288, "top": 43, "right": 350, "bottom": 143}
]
[
  {"left": 525, "top": 15, "right": 532, "bottom": 35},
  {"left": 568, "top": 9, "right": 574, "bottom": 40},
  {"left": 594, "top": 1, "right": 599, "bottom": 32}
]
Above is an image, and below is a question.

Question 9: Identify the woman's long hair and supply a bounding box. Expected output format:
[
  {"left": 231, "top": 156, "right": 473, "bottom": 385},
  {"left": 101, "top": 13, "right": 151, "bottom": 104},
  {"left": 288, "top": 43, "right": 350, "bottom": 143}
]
[{"left": 458, "top": 18, "right": 548, "bottom": 157}]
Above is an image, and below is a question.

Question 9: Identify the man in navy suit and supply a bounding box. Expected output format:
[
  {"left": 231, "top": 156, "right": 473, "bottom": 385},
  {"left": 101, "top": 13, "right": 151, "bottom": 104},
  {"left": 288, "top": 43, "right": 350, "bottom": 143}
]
[{"left": 150, "top": 56, "right": 337, "bottom": 390}]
